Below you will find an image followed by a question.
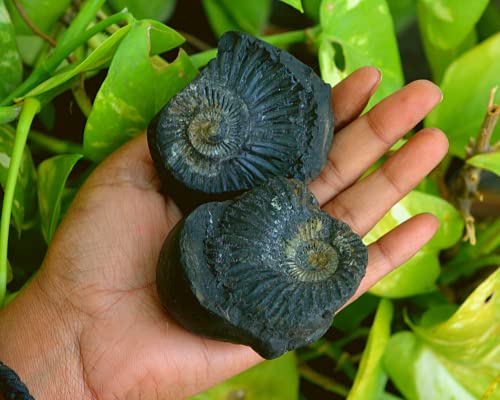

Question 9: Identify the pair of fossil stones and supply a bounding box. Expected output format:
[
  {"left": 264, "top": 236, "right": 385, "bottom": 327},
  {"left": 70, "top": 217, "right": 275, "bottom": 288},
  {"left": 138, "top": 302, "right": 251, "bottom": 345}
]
[{"left": 148, "top": 31, "right": 368, "bottom": 359}]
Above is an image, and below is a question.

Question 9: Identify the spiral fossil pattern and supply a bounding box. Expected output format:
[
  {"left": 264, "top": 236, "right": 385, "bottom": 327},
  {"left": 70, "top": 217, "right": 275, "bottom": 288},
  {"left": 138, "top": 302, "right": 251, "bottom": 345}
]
[
  {"left": 156, "top": 178, "right": 367, "bottom": 359},
  {"left": 148, "top": 31, "right": 333, "bottom": 206}
]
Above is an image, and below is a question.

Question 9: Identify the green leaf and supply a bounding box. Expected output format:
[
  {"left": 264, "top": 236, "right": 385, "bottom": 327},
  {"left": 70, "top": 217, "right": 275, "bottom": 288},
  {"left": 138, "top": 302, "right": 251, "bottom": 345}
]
[
  {"left": 477, "top": 1, "right": 500, "bottom": 41},
  {"left": 37, "top": 153, "right": 82, "bottom": 243},
  {"left": 347, "top": 299, "right": 393, "bottom": 400},
  {"left": 14, "top": 34, "right": 45, "bottom": 66},
  {"left": 410, "top": 268, "right": 499, "bottom": 364},
  {"left": 108, "top": 0, "right": 176, "bottom": 21},
  {"left": 0, "top": 105, "right": 21, "bottom": 124},
  {"left": 318, "top": 39, "right": 343, "bottom": 86},
  {"left": 25, "top": 26, "right": 131, "bottom": 98},
  {"left": 417, "top": 0, "right": 489, "bottom": 50},
  {"left": 386, "top": 0, "right": 416, "bottom": 33},
  {"left": 384, "top": 269, "right": 500, "bottom": 399},
  {"left": 467, "top": 152, "right": 500, "bottom": 176},
  {"left": 202, "top": 0, "right": 272, "bottom": 37},
  {"left": 384, "top": 331, "right": 476, "bottom": 400},
  {"left": 303, "top": 0, "right": 322, "bottom": 21},
  {"left": 425, "top": 33, "right": 500, "bottom": 158},
  {"left": 5, "top": 0, "right": 72, "bottom": 35},
  {"left": 421, "top": 28, "right": 477, "bottom": 84},
  {"left": 280, "top": 0, "right": 304, "bottom": 13},
  {"left": 0, "top": 124, "right": 36, "bottom": 233},
  {"left": 334, "top": 293, "right": 379, "bottom": 332},
  {"left": 364, "top": 191, "right": 463, "bottom": 297},
  {"left": 190, "top": 352, "right": 299, "bottom": 400},
  {"left": 83, "top": 20, "right": 197, "bottom": 162},
  {"left": 319, "top": 0, "right": 403, "bottom": 108},
  {"left": 0, "top": 0, "right": 22, "bottom": 100}
]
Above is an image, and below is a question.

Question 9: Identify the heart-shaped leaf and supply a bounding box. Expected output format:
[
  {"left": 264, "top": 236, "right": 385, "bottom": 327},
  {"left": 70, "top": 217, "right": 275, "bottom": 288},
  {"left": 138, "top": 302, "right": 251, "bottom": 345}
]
[
  {"left": 0, "top": 0, "right": 22, "bottom": 101},
  {"left": 190, "top": 352, "right": 299, "bottom": 400},
  {"left": 384, "top": 268, "right": 500, "bottom": 399},
  {"left": 25, "top": 26, "right": 131, "bottom": 98},
  {"left": 417, "top": 0, "right": 488, "bottom": 50},
  {"left": 319, "top": 0, "right": 403, "bottom": 107},
  {"left": 425, "top": 33, "right": 500, "bottom": 158},
  {"left": 108, "top": 0, "right": 176, "bottom": 21},
  {"left": 280, "top": 0, "right": 304, "bottom": 13},
  {"left": 467, "top": 152, "right": 500, "bottom": 176},
  {"left": 364, "top": 191, "right": 463, "bottom": 297},
  {"left": 202, "top": 0, "right": 272, "bottom": 37},
  {"left": 347, "top": 299, "right": 393, "bottom": 400},
  {"left": 0, "top": 124, "right": 36, "bottom": 232},
  {"left": 37, "top": 153, "right": 82, "bottom": 243},
  {"left": 83, "top": 20, "right": 197, "bottom": 162}
]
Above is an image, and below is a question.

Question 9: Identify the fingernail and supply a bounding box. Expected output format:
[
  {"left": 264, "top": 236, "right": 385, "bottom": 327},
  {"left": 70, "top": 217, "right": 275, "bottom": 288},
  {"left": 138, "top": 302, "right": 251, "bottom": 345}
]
[
  {"left": 433, "top": 82, "right": 444, "bottom": 103},
  {"left": 369, "top": 67, "right": 382, "bottom": 96}
]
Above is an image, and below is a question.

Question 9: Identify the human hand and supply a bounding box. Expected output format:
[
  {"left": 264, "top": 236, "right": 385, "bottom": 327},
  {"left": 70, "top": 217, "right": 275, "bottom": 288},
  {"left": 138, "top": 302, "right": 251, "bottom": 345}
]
[{"left": 0, "top": 67, "right": 447, "bottom": 399}]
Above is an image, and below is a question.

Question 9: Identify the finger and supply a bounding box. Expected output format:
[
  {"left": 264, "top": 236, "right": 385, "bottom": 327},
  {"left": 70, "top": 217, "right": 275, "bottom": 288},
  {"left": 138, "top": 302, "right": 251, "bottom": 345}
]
[
  {"left": 310, "top": 80, "right": 443, "bottom": 205},
  {"left": 341, "top": 213, "right": 439, "bottom": 309},
  {"left": 324, "top": 128, "right": 448, "bottom": 236},
  {"left": 332, "top": 66, "right": 382, "bottom": 131}
]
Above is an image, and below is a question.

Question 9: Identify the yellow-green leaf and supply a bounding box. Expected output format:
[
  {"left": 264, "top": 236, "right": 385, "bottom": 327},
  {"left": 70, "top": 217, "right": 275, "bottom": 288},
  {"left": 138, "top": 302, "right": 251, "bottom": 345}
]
[
  {"left": 191, "top": 352, "right": 299, "bottom": 400},
  {"left": 280, "top": 0, "right": 304, "bottom": 12},
  {"left": 425, "top": 33, "right": 500, "bottom": 158},
  {"left": 37, "top": 153, "right": 82, "bottom": 243},
  {"left": 0, "top": 0, "right": 22, "bottom": 100},
  {"left": 319, "top": 0, "right": 403, "bottom": 108},
  {"left": 467, "top": 152, "right": 500, "bottom": 176},
  {"left": 83, "top": 20, "right": 197, "bottom": 161},
  {"left": 365, "top": 191, "right": 463, "bottom": 297},
  {"left": 347, "top": 299, "right": 393, "bottom": 400}
]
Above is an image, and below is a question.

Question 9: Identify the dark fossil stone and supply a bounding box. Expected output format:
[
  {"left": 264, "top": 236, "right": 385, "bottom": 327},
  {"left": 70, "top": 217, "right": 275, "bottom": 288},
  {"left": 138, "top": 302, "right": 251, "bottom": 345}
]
[
  {"left": 156, "top": 178, "right": 367, "bottom": 359},
  {"left": 148, "top": 31, "right": 334, "bottom": 211}
]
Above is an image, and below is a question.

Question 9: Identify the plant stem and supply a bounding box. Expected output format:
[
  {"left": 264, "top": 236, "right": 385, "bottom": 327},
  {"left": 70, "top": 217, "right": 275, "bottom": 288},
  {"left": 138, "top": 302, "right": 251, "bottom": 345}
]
[
  {"left": 0, "top": 1, "right": 133, "bottom": 106},
  {"left": 178, "top": 30, "right": 212, "bottom": 51},
  {"left": 454, "top": 87, "right": 500, "bottom": 245},
  {"left": 190, "top": 25, "right": 321, "bottom": 69},
  {"left": 440, "top": 255, "right": 500, "bottom": 284},
  {"left": 72, "top": 75, "right": 93, "bottom": 117},
  {"left": 0, "top": 98, "right": 40, "bottom": 306},
  {"left": 12, "top": 0, "right": 56, "bottom": 46},
  {"left": 299, "top": 364, "right": 350, "bottom": 397},
  {"left": 28, "top": 130, "right": 84, "bottom": 155}
]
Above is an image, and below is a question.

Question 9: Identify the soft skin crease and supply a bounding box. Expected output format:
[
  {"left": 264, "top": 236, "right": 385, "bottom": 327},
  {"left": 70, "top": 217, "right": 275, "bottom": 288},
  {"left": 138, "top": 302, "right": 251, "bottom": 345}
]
[{"left": 0, "top": 67, "right": 448, "bottom": 399}]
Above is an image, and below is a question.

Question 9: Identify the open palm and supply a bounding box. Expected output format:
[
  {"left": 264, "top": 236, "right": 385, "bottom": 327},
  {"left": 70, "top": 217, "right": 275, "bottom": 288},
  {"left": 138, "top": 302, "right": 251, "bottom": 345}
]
[{"left": 0, "top": 67, "right": 447, "bottom": 399}]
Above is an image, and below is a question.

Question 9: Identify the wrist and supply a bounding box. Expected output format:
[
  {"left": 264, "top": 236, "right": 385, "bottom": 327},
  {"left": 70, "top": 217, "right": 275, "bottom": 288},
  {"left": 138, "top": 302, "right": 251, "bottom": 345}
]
[{"left": 0, "top": 274, "right": 85, "bottom": 399}]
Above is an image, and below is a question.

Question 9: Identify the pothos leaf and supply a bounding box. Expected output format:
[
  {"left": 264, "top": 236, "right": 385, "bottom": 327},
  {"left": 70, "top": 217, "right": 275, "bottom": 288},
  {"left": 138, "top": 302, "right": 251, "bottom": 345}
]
[
  {"left": 202, "top": 0, "right": 272, "bottom": 37},
  {"left": 5, "top": 0, "right": 71, "bottom": 35},
  {"left": 0, "top": 0, "right": 22, "bottom": 100},
  {"left": 417, "top": 0, "right": 489, "bottom": 50},
  {"left": 384, "top": 268, "right": 500, "bottom": 399},
  {"left": 467, "top": 152, "right": 500, "bottom": 176},
  {"left": 37, "top": 153, "right": 82, "bottom": 243},
  {"left": 190, "top": 352, "right": 299, "bottom": 400},
  {"left": 347, "top": 299, "right": 393, "bottom": 400},
  {"left": 0, "top": 124, "right": 36, "bottom": 233},
  {"left": 83, "top": 20, "right": 197, "bottom": 162},
  {"left": 364, "top": 191, "right": 463, "bottom": 297},
  {"left": 108, "top": 0, "right": 176, "bottom": 21},
  {"left": 319, "top": 0, "right": 403, "bottom": 108},
  {"left": 25, "top": 26, "right": 131, "bottom": 98},
  {"left": 280, "top": 0, "right": 304, "bottom": 13},
  {"left": 425, "top": 32, "right": 500, "bottom": 158}
]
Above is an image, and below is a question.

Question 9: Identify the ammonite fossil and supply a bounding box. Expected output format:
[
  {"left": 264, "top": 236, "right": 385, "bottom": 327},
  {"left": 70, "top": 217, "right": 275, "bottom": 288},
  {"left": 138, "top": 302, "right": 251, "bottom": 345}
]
[
  {"left": 148, "top": 31, "right": 334, "bottom": 210},
  {"left": 156, "top": 178, "right": 367, "bottom": 359}
]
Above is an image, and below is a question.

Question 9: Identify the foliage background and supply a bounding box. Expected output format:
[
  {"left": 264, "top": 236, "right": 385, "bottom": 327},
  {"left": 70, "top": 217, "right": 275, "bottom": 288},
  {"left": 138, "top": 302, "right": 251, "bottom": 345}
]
[{"left": 0, "top": 0, "right": 499, "bottom": 399}]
